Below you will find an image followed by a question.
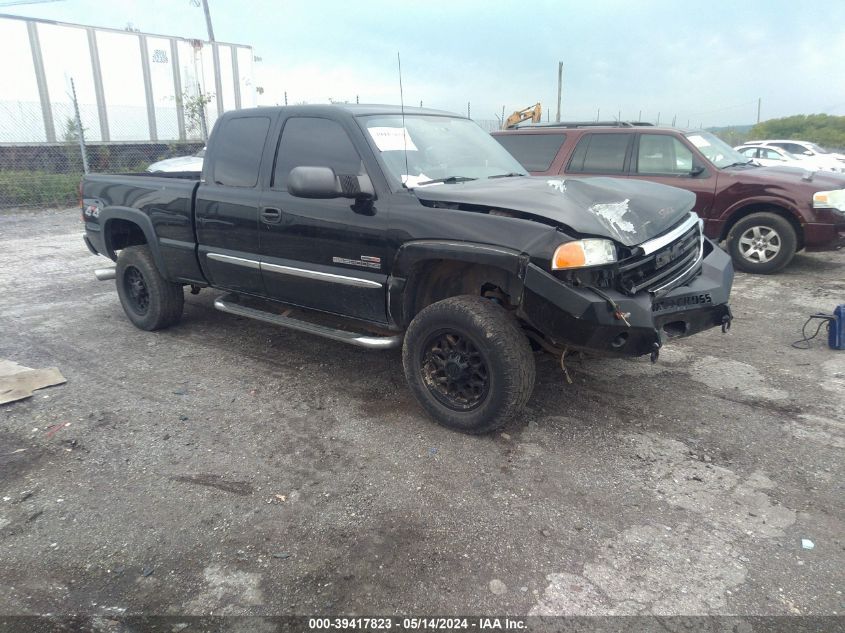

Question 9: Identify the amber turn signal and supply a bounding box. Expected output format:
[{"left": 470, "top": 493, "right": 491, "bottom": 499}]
[{"left": 551, "top": 239, "right": 617, "bottom": 270}]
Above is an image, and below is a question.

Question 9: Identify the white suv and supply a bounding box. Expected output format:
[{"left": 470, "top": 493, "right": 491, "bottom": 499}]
[{"left": 744, "top": 140, "right": 845, "bottom": 172}]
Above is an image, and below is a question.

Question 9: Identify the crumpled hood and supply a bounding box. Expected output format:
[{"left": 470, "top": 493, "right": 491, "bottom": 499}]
[{"left": 413, "top": 176, "right": 695, "bottom": 246}]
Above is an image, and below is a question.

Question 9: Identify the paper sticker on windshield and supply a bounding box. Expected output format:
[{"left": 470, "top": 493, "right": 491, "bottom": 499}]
[
  {"left": 687, "top": 134, "right": 710, "bottom": 148},
  {"left": 368, "top": 127, "right": 418, "bottom": 152},
  {"left": 402, "top": 173, "right": 433, "bottom": 188}
]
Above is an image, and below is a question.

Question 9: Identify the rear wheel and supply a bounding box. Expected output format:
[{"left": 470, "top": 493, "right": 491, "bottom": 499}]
[
  {"left": 116, "top": 245, "right": 184, "bottom": 331},
  {"left": 726, "top": 212, "right": 797, "bottom": 274},
  {"left": 402, "top": 295, "right": 535, "bottom": 434}
]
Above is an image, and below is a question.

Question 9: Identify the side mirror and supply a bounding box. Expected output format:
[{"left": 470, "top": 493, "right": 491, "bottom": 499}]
[
  {"left": 689, "top": 165, "right": 705, "bottom": 177},
  {"left": 288, "top": 166, "right": 375, "bottom": 200},
  {"left": 288, "top": 166, "right": 340, "bottom": 199}
]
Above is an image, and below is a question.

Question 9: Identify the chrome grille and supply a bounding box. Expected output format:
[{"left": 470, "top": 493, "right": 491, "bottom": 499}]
[{"left": 617, "top": 215, "right": 704, "bottom": 296}]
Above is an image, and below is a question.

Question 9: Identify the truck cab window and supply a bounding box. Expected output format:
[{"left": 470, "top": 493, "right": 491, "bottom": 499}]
[
  {"left": 212, "top": 116, "right": 270, "bottom": 187},
  {"left": 273, "top": 118, "right": 364, "bottom": 189}
]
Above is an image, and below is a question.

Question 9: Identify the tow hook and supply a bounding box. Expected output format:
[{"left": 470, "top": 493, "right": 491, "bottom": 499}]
[
  {"left": 721, "top": 314, "right": 732, "bottom": 334},
  {"left": 650, "top": 342, "right": 661, "bottom": 363}
]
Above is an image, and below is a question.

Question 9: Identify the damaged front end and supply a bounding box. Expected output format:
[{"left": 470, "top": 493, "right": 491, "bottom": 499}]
[
  {"left": 414, "top": 175, "right": 733, "bottom": 360},
  {"left": 518, "top": 211, "right": 734, "bottom": 360}
]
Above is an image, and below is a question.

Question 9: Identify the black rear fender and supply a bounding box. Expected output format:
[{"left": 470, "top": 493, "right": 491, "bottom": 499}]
[{"left": 99, "top": 207, "right": 169, "bottom": 278}]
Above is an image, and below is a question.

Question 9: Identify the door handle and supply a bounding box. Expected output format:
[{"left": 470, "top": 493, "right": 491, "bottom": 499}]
[{"left": 261, "top": 207, "right": 283, "bottom": 224}]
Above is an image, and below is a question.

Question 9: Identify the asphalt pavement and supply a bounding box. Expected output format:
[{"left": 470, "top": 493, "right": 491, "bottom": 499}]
[{"left": 0, "top": 207, "right": 843, "bottom": 620}]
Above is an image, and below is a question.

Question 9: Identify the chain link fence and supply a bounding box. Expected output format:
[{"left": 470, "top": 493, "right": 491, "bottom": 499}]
[
  {"left": 1, "top": 99, "right": 207, "bottom": 209},
  {"left": 1, "top": 100, "right": 505, "bottom": 210},
  {"left": 473, "top": 119, "right": 502, "bottom": 133}
]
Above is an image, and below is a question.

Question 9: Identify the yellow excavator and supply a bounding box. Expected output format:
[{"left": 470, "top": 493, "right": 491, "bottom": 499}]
[{"left": 502, "top": 103, "right": 542, "bottom": 129}]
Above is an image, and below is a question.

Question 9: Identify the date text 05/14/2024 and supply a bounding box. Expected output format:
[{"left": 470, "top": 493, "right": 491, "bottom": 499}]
[{"left": 308, "top": 617, "right": 527, "bottom": 630}]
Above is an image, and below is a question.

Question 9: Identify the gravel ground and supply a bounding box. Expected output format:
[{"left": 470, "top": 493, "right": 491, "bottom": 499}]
[{"left": 0, "top": 207, "right": 843, "bottom": 619}]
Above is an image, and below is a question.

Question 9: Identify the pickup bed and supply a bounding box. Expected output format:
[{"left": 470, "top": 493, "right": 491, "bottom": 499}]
[
  {"left": 82, "top": 104, "right": 734, "bottom": 433},
  {"left": 492, "top": 123, "right": 845, "bottom": 274}
]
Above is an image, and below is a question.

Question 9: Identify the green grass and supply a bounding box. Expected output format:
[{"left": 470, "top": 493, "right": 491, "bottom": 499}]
[{"left": 0, "top": 170, "right": 80, "bottom": 209}]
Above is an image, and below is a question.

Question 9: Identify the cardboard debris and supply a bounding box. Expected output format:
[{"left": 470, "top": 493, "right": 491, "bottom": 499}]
[{"left": 0, "top": 359, "right": 66, "bottom": 405}]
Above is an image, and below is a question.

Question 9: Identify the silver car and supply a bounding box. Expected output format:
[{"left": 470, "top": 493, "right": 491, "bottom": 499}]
[{"left": 146, "top": 147, "right": 205, "bottom": 173}]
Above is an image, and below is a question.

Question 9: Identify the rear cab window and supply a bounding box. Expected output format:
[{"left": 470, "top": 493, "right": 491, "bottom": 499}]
[
  {"left": 566, "top": 133, "right": 632, "bottom": 174},
  {"left": 493, "top": 133, "right": 566, "bottom": 172}
]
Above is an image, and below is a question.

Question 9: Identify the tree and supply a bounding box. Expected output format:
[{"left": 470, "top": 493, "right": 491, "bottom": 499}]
[
  {"left": 175, "top": 91, "right": 214, "bottom": 140},
  {"left": 749, "top": 114, "right": 845, "bottom": 150}
]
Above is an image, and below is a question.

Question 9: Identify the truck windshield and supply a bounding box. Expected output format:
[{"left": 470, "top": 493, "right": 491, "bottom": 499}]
[
  {"left": 684, "top": 131, "right": 751, "bottom": 169},
  {"left": 359, "top": 114, "right": 526, "bottom": 188}
]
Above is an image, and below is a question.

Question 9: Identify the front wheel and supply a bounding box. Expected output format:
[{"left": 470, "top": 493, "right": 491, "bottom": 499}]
[
  {"left": 402, "top": 295, "right": 535, "bottom": 434},
  {"left": 115, "top": 245, "right": 184, "bottom": 331},
  {"left": 726, "top": 212, "right": 797, "bottom": 274}
]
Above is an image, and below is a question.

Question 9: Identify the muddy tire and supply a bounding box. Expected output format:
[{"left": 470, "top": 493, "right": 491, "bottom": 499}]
[
  {"left": 402, "top": 295, "right": 535, "bottom": 434},
  {"left": 726, "top": 212, "right": 797, "bottom": 274},
  {"left": 115, "top": 245, "right": 184, "bottom": 331}
]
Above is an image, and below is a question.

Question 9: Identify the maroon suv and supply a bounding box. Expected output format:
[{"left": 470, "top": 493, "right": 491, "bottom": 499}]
[{"left": 492, "top": 123, "right": 845, "bottom": 273}]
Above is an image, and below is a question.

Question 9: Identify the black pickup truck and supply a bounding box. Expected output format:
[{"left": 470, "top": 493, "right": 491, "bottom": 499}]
[{"left": 82, "top": 104, "right": 734, "bottom": 433}]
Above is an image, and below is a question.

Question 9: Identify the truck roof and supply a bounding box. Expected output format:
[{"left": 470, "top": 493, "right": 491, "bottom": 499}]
[{"left": 220, "top": 103, "right": 462, "bottom": 119}]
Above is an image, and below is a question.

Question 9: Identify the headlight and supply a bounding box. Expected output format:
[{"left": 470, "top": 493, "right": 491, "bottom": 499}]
[
  {"left": 813, "top": 189, "right": 845, "bottom": 212},
  {"left": 552, "top": 239, "right": 617, "bottom": 270}
]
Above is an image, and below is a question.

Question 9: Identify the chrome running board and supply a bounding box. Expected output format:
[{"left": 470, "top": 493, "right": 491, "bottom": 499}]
[{"left": 213, "top": 294, "right": 402, "bottom": 350}]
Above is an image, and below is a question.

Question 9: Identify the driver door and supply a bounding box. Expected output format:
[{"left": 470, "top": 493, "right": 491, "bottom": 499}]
[{"left": 258, "top": 116, "right": 390, "bottom": 323}]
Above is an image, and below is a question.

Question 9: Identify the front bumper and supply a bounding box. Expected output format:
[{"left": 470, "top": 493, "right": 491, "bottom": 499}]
[
  {"left": 803, "top": 219, "right": 845, "bottom": 251},
  {"left": 519, "top": 239, "right": 734, "bottom": 357}
]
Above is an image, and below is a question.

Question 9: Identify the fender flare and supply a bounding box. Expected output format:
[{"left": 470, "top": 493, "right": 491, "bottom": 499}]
[
  {"left": 388, "top": 240, "right": 530, "bottom": 327},
  {"left": 98, "top": 207, "right": 169, "bottom": 278},
  {"left": 716, "top": 196, "right": 805, "bottom": 240}
]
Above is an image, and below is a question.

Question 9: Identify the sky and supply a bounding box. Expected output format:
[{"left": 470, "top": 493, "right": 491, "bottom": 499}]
[{"left": 2, "top": 0, "right": 845, "bottom": 129}]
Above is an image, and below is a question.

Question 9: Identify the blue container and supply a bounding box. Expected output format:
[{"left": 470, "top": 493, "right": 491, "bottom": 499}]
[{"left": 830, "top": 304, "right": 845, "bottom": 350}]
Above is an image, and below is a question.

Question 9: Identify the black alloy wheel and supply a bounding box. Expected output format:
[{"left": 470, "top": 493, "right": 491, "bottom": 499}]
[
  {"left": 421, "top": 329, "right": 490, "bottom": 411},
  {"left": 122, "top": 265, "right": 150, "bottom": 315}
]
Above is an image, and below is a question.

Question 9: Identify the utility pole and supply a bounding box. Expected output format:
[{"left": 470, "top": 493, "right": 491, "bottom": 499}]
[
  {"left": 596, "top": 107, "right": 600, "bottom": 122},
  {"left": 757, "top": 97, "right": 761, "bottom": 124},
  {"left": 200, "top": 0, "right": 224, "bottom": 117},
  {"left": 467, "top": 101, "right": 471, "bottom": 118},
  {"left": 555, "top": 61, "right": 563, "bottom": 122},
  {"left": 284, "top": 91, "right": 287, "bottom": 105},
  {"left": 201, "top": 0, "right": 215, "bottom": 40},
  {"left": 638, "top": 110, "right": 642, "bottom": 121}
]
